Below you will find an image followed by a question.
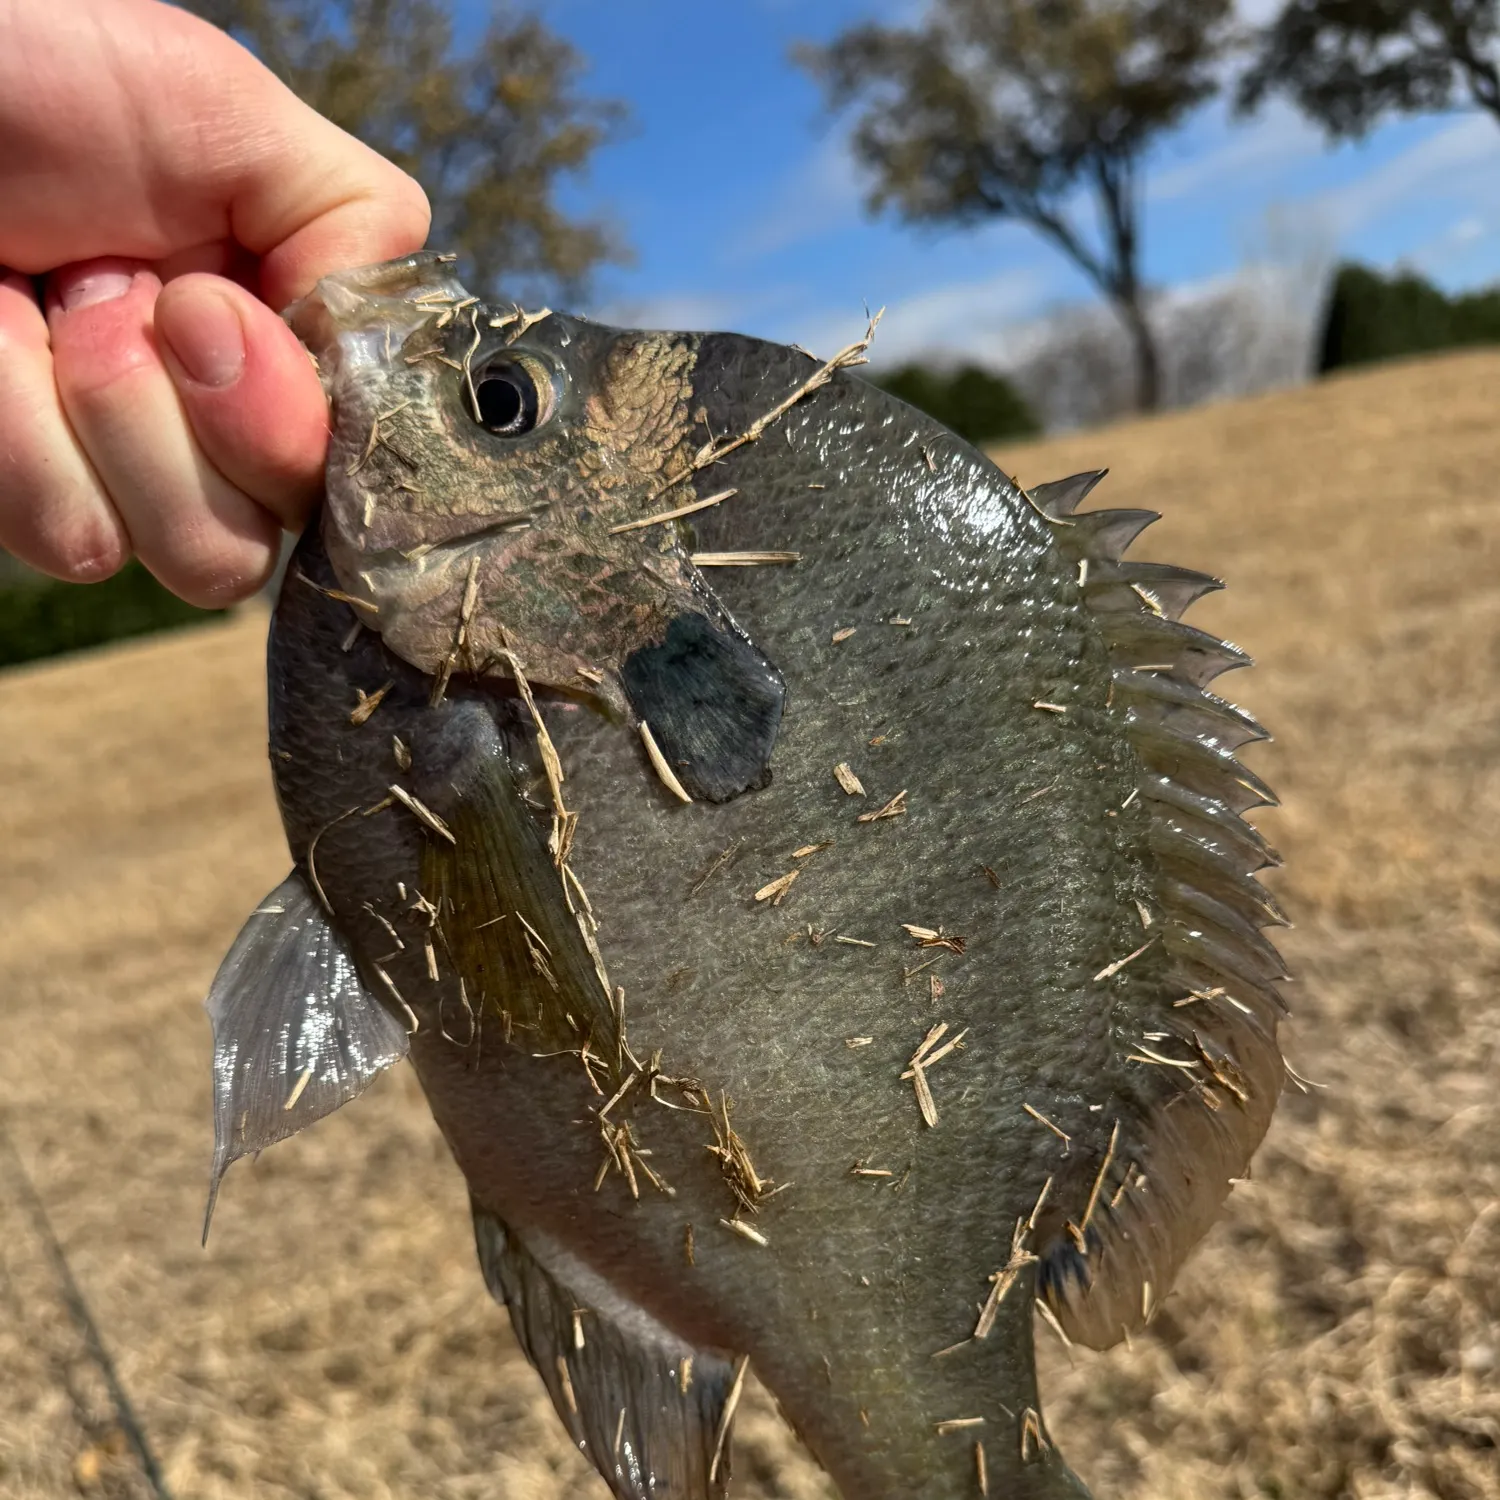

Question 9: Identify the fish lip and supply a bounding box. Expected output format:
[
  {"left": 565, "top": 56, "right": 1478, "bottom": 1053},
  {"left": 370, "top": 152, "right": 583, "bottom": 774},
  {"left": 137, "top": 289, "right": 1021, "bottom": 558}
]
[
  {"left": 338, "top": 505, "right": 552, "bottom": 602},
  {"left": 285, "top": 251, "right": 472, "bottom": 382},
  {"left": 357, "top": 506, "right": 551, "bottom": 563}
]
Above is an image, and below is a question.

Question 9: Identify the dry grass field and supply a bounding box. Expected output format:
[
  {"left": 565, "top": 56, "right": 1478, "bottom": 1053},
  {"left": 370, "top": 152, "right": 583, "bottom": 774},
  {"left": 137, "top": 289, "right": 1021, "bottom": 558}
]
[{"left": 2, "top": 349, "right": 1498, "bottom": 1499}]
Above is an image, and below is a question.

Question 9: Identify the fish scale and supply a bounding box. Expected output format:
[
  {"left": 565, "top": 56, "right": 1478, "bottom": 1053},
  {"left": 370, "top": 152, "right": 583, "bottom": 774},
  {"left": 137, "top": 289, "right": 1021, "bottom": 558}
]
[{"left": 202, "top": 252, "right": 1288, "bottom": 1499}]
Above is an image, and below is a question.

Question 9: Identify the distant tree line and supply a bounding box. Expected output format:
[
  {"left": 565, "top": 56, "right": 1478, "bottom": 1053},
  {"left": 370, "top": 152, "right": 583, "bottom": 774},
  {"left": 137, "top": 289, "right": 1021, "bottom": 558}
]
[
  {"left": 872, "top": 259, "right": 1500, "bottom": 446},
  {"left": 1319, "top": 262, "right": 1500, "bottom": 371},
  {"left": 872, "top": 364, "right": 1040, "bottom": 445},
  {"left": 0, "top": 560, "right": 226, "bottom": 669}
]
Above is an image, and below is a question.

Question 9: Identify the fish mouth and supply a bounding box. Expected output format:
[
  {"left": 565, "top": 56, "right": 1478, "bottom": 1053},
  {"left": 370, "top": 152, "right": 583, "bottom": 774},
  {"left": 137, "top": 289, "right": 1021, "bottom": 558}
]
[
  {"left": 285, "top": 251, "right": 472, "bottom": 390},
  {"left": 335, "top": 505, "right": 553, "bottom": 624},
  {"left": 363, "top": 505, "right": 552, "bottom": 565}
]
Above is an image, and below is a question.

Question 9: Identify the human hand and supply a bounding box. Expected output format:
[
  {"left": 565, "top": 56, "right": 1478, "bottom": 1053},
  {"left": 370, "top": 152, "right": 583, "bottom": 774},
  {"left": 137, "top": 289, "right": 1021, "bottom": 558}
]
[{"left": 0, "top": 0, "right": 430, "bottom": 604}]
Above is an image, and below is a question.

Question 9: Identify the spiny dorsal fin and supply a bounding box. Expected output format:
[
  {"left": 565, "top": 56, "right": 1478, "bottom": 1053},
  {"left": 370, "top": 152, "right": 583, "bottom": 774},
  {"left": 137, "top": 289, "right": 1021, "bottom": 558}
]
[
  {"left": 1102, "top": 612, "right": 1253, "bottom": 688},
  {"left": 1114, "top": 669, "right": 1266, "bottom": 753},
  {"left": 1072, "top": 507, "right": 1160, "bottom": 563},
  {"left": 1086, "top": 561, "right": 1223, "bottom": 621},
  {"left": 473, "top": 1205, "right": 741, "bottom": 1499},
  {"left": 1031, "top": 472, "right": 1289, "bottom": 1351},
  {"left": 1132, "top": 723, "right": 1280, "bottom": 814},
  {"left": 202, "top": 871, "right": 409, "bottom": 1242},
  {"left": 1029, "top": 468, "right": 1108, "bottom": 518}
]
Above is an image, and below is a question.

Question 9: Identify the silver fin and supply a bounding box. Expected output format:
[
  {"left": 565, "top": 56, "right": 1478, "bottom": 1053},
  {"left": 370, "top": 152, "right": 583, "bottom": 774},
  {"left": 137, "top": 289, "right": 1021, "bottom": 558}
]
[
  {"left": 202, "top": 871, "right": 408, "bottom": 1241},
  {"left": 473, "top": 1205, "right": 740, "bottom": 1499},
  {"left": 1071, "top": 506, "right": 1160, "bottom": 563},
  {"left": 1085, "top": 560, "right": 1224, "bottom": 622},
  {"left": 1035, "top": 472, "right": 1288, "bottom": 1350},
  {"left": 1029, "top": 468, "right": 1107, "bottom": 518}
]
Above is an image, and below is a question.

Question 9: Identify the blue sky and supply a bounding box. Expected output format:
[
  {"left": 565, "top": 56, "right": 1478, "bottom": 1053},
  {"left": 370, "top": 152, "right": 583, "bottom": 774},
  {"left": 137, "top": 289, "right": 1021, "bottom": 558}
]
[{"left": 500, "top": 0, "right": 1500, "bottom": 366}]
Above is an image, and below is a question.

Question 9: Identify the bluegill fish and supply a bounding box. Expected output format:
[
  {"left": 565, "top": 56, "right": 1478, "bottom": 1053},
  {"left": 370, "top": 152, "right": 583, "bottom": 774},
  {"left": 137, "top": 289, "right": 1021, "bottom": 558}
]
[{"left": 204, "top": 253, "right": 1288, "bottom": 1498}]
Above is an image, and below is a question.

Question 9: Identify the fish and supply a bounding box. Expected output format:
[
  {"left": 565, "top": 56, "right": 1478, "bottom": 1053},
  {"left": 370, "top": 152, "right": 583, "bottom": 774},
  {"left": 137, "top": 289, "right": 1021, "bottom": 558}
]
[{"left": 203, "top": 251, "right": 1289, "bottom": 1499}]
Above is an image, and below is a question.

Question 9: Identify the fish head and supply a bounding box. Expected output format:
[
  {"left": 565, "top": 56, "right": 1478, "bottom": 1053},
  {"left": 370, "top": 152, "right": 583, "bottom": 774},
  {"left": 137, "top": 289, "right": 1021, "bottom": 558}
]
[{"left": 287, "top": 253, "right": 786, "bottom": 801}]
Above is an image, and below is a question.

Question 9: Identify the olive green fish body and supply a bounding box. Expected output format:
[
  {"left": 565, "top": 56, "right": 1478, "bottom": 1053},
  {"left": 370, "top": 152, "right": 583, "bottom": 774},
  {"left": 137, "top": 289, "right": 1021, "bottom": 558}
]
[{"left": 205, "top": 255, "right": 1288, "bottom": 1500}]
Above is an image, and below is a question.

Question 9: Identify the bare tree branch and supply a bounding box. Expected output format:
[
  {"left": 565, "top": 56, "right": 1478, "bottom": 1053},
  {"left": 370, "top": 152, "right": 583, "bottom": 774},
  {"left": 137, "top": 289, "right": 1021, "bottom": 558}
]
[{"left": 797, "top": 0, "right": 1233, "bottom": 411}]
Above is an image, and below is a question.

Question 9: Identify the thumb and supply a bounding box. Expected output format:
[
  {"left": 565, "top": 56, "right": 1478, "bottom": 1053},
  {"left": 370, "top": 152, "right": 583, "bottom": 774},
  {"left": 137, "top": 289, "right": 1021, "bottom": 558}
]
[{"left": 155, "top": 273, "right": 330, "bottom": 531}]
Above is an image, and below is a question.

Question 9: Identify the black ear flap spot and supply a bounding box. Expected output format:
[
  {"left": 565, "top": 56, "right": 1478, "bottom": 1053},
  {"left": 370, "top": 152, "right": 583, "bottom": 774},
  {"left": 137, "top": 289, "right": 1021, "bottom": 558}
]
[{"left": 620, "top": 612, "right": 785, "bottom": 804}]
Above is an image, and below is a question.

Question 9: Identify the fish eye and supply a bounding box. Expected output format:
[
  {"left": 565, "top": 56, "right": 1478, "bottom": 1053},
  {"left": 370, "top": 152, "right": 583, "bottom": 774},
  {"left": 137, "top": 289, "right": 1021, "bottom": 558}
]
[{"left": 470, "top": 356, "right": 554, "bottom": 437}]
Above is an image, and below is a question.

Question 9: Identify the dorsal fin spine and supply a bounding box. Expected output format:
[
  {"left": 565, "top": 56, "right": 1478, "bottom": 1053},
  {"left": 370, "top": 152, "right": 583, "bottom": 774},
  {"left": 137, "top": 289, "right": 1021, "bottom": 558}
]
[
  {"left": 1134, "top": 727, "right": 1280, "bottom": 813},
  {"left": 1028, "top": 468, "right": 1107, "bottom": 517},
  {"left": 1029, "top": 472, "right": 1289, "bottom": 1351}
]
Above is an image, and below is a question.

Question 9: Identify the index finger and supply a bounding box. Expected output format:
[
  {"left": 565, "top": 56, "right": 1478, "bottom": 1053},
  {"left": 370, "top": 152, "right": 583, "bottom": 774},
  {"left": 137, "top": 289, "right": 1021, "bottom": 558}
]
[{"left": 0, "top": 0, "right": 431, "bottom": 305}]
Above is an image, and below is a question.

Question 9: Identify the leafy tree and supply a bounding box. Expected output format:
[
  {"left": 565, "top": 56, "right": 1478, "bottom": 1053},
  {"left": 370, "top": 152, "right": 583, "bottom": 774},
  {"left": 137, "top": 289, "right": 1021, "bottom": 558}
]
[
  {"left": 873, "top": 362, "right": 1040, "bottom": 443},
  {"left": 1238, "top": 0, "right": 1500, "bottom": 138},
  {"left": 797, "top": 0, "right": 1235, "bottom": 412},
  {"left": 185, "top": 0, "right": 627, "bottom": 297}
]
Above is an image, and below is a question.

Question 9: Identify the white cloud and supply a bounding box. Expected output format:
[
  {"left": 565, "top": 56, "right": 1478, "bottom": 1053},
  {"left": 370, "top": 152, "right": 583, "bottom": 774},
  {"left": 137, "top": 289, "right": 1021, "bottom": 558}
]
[
  {"left": 733, "top": 129, "right": 869, "bottom": 261},
  {"left": 1234, "top": 0, "right": 1288, "bottom": 26},
  {"left": 1315, "top": 114, "right": 1500, "bottom": 236},
  {"left": 1149, "top": 100, "right": 1323, "bottom": 202},
  {"left": 1400, "top": 211, "right": 1498, "bottom": 282},
  {"left": 593, "top": 289, "right": 759, "bottom": 331},
  {"left": 778, "top": 262, "right": 1053, "bottom": 368}
]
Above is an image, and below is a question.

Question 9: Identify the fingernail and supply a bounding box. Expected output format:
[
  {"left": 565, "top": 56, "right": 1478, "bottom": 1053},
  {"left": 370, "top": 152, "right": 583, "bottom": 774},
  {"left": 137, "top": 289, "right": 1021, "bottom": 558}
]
[
  {"left": 59, "top": 269, "right": 135, "bottom": 311},
  {"left": 160, "top": 287, "right": 247, "bottom": 389}
]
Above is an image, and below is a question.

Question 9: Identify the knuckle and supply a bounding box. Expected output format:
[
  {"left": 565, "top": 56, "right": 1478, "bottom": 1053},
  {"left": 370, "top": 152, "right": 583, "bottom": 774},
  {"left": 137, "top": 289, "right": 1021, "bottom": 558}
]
[
  {"left": 48, "top": 285, "right": 161, "bottom": 410},
  {"left": 54, "top": 342, "right": 155, "bottom": 413},
  {"left": 53, "top": 538, "right": 128, "bottom": 584},
  {"left": 149, "top": 520, "right": 280, "bottom": 608},
  {"left": 0, "top": 435, "right": 129, "bottom": 584},
  {"left": 0, "top": 485, "right": 128, "bottom": 584}
]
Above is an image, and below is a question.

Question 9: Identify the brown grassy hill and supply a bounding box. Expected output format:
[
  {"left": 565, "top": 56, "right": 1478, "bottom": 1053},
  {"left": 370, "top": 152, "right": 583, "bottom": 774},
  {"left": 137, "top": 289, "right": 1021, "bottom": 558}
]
[{"left": 2, "top": 350, "right": 1498, "bottom": 1499}]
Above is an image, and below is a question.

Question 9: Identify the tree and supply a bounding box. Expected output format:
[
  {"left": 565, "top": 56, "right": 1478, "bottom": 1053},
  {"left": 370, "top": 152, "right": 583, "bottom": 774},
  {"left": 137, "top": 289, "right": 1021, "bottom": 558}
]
[
  {"left": 797, "top": 0, "right": 1235, "bottom": 412},
  {"left": 873, "top": 362, "right": 1040, "bottom": 443},
  {"left": 1237, "top": 0, "right": 1500, "bottom": 138},
  {"left": 186, "top": 0, "right": 627, "bottom": 298},
  {"left": 1318, "top": 261, "right": 1500, "bottom": 370}
]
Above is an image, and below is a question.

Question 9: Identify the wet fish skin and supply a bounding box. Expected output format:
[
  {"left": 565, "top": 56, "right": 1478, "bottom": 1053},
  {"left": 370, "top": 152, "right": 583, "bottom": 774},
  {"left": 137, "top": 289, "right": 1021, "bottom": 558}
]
[
  {"left": 207, "top": 252, "right": 1287, "bottom": 1500},
  {"left": 271, "top": 525, "right": 1090, "bottom": 1500}
]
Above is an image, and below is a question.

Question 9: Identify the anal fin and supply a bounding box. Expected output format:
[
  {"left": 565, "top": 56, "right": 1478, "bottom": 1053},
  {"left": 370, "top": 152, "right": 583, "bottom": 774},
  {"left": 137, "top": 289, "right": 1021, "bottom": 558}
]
[
  {"left": 473, "top": 1204, "right": 741, "bottom": 1498},
  {"left": 203, "top": 870, "right": 409, "bottom": 1241}
]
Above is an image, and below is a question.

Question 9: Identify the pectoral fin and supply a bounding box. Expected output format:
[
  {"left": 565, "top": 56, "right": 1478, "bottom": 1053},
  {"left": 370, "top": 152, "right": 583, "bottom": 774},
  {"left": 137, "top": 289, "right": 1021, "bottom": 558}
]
[
  {"left": 473, "top": 1204, "right": 742, "bottom": 1499},
  {"left": 203, "top": 871, "right": 409, "bottom": 1241},
  {"left": 620, "top": 611, "right": 785, "bottom": 803}
]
